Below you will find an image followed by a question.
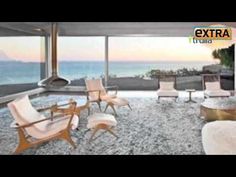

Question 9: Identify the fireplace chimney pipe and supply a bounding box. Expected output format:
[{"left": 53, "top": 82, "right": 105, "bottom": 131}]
[{"left": 38, "top": 22, "right": 70, "bottom": 87}]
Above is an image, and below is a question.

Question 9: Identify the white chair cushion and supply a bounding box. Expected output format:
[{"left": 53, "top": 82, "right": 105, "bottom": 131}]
[
  {"left": 30, "top": 115, "right": 79, "bottom": 139},
  {"left": 205, "top": 82, "right": 221, "bottom": 90},
  {"left": 9, "top": 95, "right": 46, "bottom": 125},
  {"left": 157, "top": 90, "right": 179, "bottom": 97},
  {"left": 87, "top": 113, "right": 117, "bottom": 129},
  {"left": 85, "top": 79, "right": 106, "bottom": 100},
  {"left": 100, "top": 94, "right": 117, "bottom": 101},
  {"left": 159, "top": 82, "right": 174, "bottom": 90},
  {"left": 202, "top": 121, "right": 236, "bottom": 154},
  {"left": 8, "top": 95, "right": 79, "bottom": 139},
  {"left": 106, "top": 97, "right": 129, "bottom": 106},
  {"left": 205, "top": 90, "right": 230, "bottom": 97}
]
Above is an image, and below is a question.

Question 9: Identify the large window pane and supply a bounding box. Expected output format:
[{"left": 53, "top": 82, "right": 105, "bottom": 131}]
[
  {"left": 58, "top": 37, "right": 105, "bottom": 86},
  {"left": 108, "top": 37, "right": 234, "bottom": 90},
  {"left": 0, "top": 37, "right": 46, "bottom": 96}
]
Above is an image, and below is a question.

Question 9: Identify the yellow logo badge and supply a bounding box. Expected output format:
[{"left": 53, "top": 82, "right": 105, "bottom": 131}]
[{"left": 194, "top": 27, "right": 232, "bottom": 40}]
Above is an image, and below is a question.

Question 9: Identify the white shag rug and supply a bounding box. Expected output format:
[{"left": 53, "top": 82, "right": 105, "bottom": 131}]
[{"left": 0, "top": 95, "right": 206, "bottom": 155}]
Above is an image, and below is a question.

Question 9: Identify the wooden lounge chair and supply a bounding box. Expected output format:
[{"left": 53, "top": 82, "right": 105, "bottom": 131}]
[
  {"left": 7, "top": 95, "right": 79, "bottom": 154},
  {"left": 202, "top": 74, "right": 230, "bottom": 98},
  {"left": 157, "top": 74, "right": 179, "bottom": 102},
  {"left": 85, "top": 79, "right": 131, "bottom": 115}
]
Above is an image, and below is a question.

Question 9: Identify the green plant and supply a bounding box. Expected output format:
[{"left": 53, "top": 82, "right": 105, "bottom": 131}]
[{"left": 212, "top": 44, "right": 234, "bottom": 69}]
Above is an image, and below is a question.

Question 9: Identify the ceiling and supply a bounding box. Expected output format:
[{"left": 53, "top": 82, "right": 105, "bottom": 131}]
[{"left": 0, "top": 22, "right": 236, "bottom": 37}]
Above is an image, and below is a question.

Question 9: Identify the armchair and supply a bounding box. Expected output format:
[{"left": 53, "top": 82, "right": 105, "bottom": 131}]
[
  {"left": 85, "top": 79, "right": 131, "bottom": 116},
  {"left": 202, "top": 74, "right": 230, "bottom": 98},
  {"left": 8, "top": 95, "right": 79, "bottom": 154}
]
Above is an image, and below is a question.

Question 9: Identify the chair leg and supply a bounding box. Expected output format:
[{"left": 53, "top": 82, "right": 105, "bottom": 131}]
[
  {"left": 104, "top": 103, "right": 109, "bottom": 113},
  {"left": 14, "top": 142, "right": 31, "bottom": 155},
  {"left": 61, "top": 130, "right": 76, "bottom": 149},
  {"left": 110, "top": 104, "right": 117, "bottom": 116},
  {"left": 87, "top": 107, "right": 90, "bottom": 115},
  {"left": 89, "top": 127, "right": 100, "bottom": 143},
  {"left": 106, "top": 127, "right": 118, "bottom": 139},
  {"left": 127, "top": 104, "right": 132, "bottom": 110},
  {"left": 104, "top": 103, "right": 117, "bottom": 116},
  {"left": 96, "top": 101, "right": 102, "bottom": 111},
  {"left": 157, "top": 96, "right": 160, "bottom": 103},
  {"left": 175, "top": 97, "right": 178, "bottom": 103},
  {"left": 13, "top": 129, "right": 31, "bottom": 155}
]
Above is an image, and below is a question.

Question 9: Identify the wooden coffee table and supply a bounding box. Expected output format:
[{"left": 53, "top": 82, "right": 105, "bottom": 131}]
[
  {"left": 51, "top": 98, "right": 90, "bottom": 117},
  {"left": 200, "top": 97, "right": 236, "bottom": 121}
]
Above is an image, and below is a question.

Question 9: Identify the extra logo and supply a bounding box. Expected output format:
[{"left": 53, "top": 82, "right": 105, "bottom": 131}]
[
  {"left": 189, "top": 26, "right": 232, "bottom": 44},
  {"left": 194, "top": 26, "right": 232, "bottom": 40}
]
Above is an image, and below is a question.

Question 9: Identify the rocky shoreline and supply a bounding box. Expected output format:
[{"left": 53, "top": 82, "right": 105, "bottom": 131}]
[{"left": 0, "top": 75, "right": 234, "bottom": 97}]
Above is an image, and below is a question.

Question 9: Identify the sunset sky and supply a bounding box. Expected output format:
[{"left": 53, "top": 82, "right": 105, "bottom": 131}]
[{"left": 0, "top": 36, "right": 229, "bottom": 62}]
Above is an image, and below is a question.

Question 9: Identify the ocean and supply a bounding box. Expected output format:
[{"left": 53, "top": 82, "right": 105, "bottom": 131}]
[{"left": 0, "top": 61, "right": 216, "bottom": 85}]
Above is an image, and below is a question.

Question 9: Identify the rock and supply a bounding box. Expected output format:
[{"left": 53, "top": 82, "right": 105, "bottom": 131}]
[{"left": 202, "top": 64, "right": 222, "bottom": 73}]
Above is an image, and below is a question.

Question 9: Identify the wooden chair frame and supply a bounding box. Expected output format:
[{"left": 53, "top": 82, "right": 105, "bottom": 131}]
[
  {"left": 11, "top": 101, "right": 78, "bottom": 155},
  {"left": 85, "top": 84, "right": 119, "bottom": 112},
  {"left": 88, "top": 124, "right": 118, "bottom": 143},
  {"left": 104, "top": 102, "right": 132, "bottom": 116}
]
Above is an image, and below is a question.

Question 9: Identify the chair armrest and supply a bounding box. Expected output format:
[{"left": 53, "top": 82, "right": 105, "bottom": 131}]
[
  {"left": 84, "top": 90, "right": 102, "bottom": 101},
  {"left": 48, "top": 102, "right": 77, "bottom": 129},
  {"left": 36, "top": 106, "right": 53, "bottom": 112},
  {"left": 13, "top": 117, "right": 55, "bottom": 129},
  {"left": 37, "top": 101, "right": 76, "bottom": 112},
  {"left": 56, "top": 101, "right": 77, "bottom": 108},
  {"left": 105, "top": 85, "right": 118, "bottom": 95},
  {"left": 84, "top": 89, "right": 102, "bottom": 93},
  {"left": 14, "top": 112, "right": 74, "bottom": 129}
]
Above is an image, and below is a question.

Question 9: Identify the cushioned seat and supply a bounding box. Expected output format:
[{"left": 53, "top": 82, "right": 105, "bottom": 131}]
[
  {"left": 28, "top": 115, "right": 79, "bottom": 139},
  {"left": 204, "top": 81, "right": 230, "bottom": 98},
  {"left": 85, "top": 79, "right": 131, "bottom": 115},
  {"left": 100, "top": 94, "right": 117, "bottom": 101},
  {"left": 8, "top": 95, "right": 79, "bottom": 139},
  {"left": 157, "top": 90, "right": 179, "bottom": 97},
  {"left": 106, "top": 97, "right": 129, "bottom": 106},
  {"left": 157, "top": 78, "right": 179, "bottom": 101},
  {"left": 87, "top": 113, "right": 117, "bottom": 129},
  {"left": 8, "top": 95, "right": 79, "bottom": 154},
  {"left": 87, "top": 113, "right": 118, "bottom": 142},
  {"left": 204, "top": 90, "right": 231, "bottom": 97},
  {"left": 202, "top": 121, "right": 236, "bottom": 154}
]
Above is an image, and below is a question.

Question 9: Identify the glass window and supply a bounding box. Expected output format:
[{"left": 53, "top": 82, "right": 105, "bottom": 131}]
[
  {"left": 108, "top": 37, "right": 234, "bottom": 90},
  {"left": 58, "top": 37, "right": 105, "bottom": 86},
  {"left": 0, "top": 37, "right": 46, "bottom": 96}
]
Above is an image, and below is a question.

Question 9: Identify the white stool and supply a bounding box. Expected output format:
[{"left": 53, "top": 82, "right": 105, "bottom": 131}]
[{"left": 87, "top": 113, "right": 118, "bottom": 142}]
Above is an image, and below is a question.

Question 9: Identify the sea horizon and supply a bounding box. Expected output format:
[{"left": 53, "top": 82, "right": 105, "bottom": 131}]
[{"left": 0, "top": 60, "right": 218, "bottom": 85}]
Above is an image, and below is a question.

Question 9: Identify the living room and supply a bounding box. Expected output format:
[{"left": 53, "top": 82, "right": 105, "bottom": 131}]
[{"left": 0, "top": 22, "right": 235, "bottom": 155}]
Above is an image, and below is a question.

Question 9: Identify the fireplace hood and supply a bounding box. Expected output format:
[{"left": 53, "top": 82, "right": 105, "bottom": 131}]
[{"left": 38, "top": 23, "right": 70, "bottom": 87}]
